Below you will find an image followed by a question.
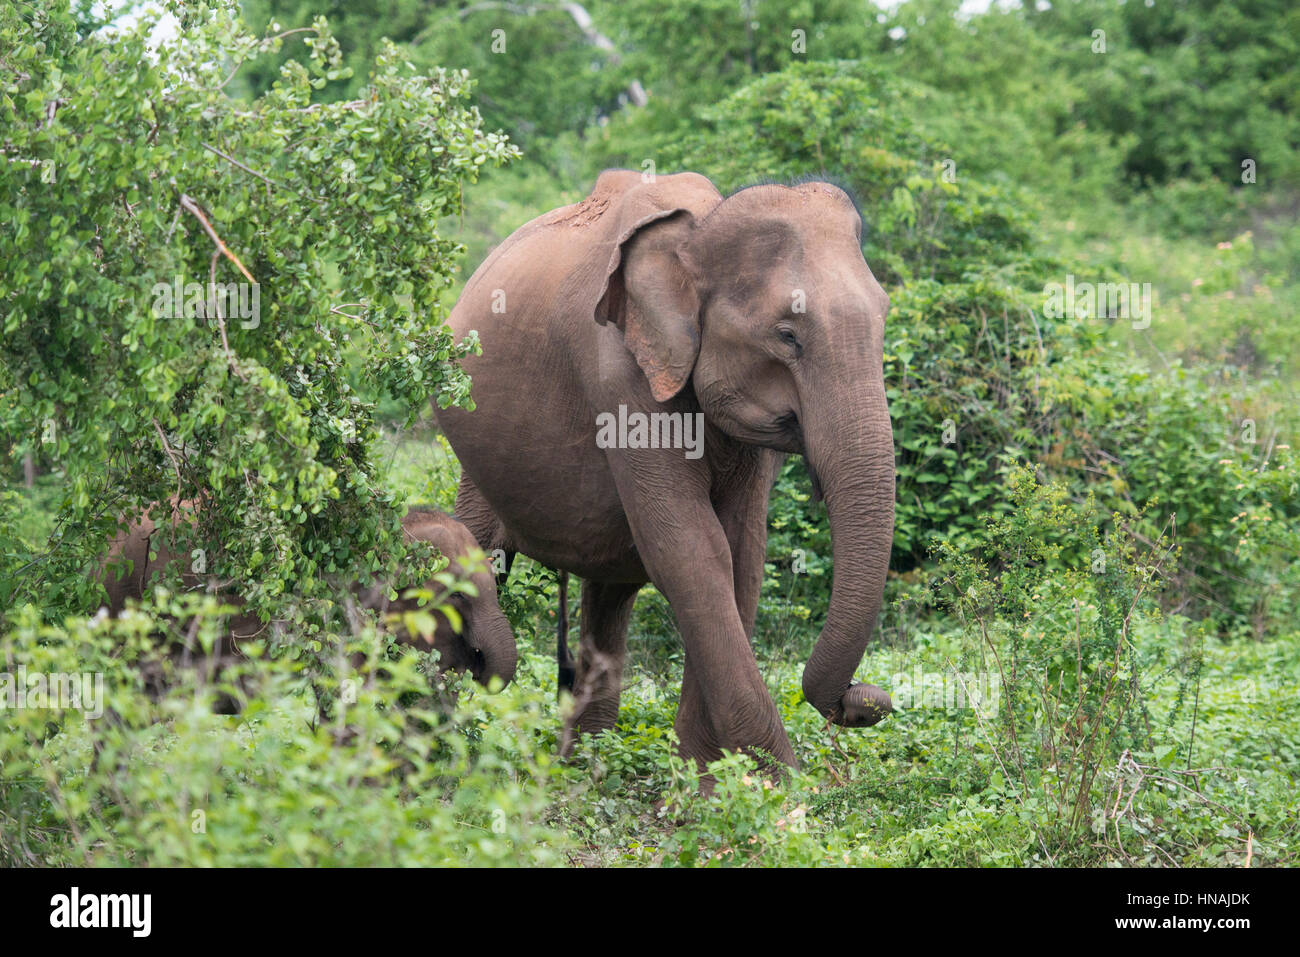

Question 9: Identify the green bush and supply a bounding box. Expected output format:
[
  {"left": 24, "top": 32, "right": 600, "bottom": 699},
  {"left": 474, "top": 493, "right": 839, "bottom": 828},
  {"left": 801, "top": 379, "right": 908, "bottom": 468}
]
[
  {"left": 0, "top": 1, "right": 515, "bottom": 637},
  {"left": 1045, "top": 355, "right": 1300, "bottom": 635},
  {"left": 597, "top": 60, "right": 1043, "bottom": 288},
  {"left": 921, "top": 467, "right": 1294, "bottom": 864},
  {"left": 0, "top": 597, "right": 576, "bottom": 866}
]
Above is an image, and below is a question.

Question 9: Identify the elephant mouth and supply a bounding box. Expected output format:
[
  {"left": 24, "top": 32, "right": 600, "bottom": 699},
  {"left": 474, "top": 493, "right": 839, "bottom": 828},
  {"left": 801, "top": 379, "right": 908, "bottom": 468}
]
[
  {"left": 466, "top": 643, "right": 515, "bottom": 688},
  {"left": 779, "top": 411, "right": 823, "bottom": 501},
  {"left": 769, "top": 410, "right": 807, "bottom": 454},
  {"left": 466, "top": 646, "right": 489, "bottom": 683}
]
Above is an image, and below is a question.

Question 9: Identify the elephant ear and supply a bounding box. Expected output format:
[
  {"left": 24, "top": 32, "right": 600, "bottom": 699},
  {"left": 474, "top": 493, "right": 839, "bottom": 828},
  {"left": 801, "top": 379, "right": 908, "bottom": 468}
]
[{"left": 589, "top": 171, "right": 721, "bottom": 403}]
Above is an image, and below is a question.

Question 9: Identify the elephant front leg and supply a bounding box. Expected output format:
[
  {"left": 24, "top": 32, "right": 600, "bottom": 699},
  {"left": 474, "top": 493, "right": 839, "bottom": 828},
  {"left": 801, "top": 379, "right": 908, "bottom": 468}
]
[
  {"left": 716, "top": 450, "right": 783, "bottom": 639},
  {"left": 608, "top": 454, "right": 796, "bottom": 773},
  {"left": 673, "top": 650, "right": 795, "bottom": 776},
  {"left": 560, "top": 579, "right": 640, "bottom": 757}
]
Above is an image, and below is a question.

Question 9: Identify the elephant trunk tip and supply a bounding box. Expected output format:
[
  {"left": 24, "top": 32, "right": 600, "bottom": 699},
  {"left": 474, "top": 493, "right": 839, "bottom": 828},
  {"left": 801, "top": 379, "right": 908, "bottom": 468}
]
[
  {"left": 803, "top": 672, "right": 893, "bottom": 728},
  {"left": 471, "top": 611, "right": 518, "bottom": 690}
]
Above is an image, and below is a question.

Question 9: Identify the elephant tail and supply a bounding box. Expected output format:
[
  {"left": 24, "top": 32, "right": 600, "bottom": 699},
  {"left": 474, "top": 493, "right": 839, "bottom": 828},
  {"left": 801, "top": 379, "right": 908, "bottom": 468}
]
[{"left": 556, "top": 570, "right": 575, "bottom": 698}]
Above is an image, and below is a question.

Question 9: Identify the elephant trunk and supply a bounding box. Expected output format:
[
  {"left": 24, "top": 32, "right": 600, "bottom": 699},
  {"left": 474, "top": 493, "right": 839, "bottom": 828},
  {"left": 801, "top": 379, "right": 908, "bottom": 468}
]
[
  {"left": 800, "top": 382, "right": 896, "bottom": 727},
  {"left": 471, "top": 604, "right": 518, "bottom": 689}
]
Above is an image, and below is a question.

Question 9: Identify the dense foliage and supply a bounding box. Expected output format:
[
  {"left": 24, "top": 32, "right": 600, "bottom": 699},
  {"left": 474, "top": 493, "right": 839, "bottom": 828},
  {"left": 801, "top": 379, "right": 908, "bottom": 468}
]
[{"left": 1, "top": 1, "right": 515, "bottom": 635}]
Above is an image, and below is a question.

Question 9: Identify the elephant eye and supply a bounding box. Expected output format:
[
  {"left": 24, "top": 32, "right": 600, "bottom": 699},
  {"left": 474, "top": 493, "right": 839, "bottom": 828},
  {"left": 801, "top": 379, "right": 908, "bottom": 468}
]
[{"left": 778, "top": 328, "right": 801, "bottom": 351}]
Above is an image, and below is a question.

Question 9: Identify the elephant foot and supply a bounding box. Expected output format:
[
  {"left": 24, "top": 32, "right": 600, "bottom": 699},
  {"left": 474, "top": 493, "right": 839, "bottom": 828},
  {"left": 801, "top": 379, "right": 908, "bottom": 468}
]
[
  {"left": 558, "top": 696, "right": 619, "bottom": 760},
  {"left": 674, "top": 716, "right": 798, "bottom": 779},
  {"left": 831, "top": 683, "right": 892, "bottom": 728}
]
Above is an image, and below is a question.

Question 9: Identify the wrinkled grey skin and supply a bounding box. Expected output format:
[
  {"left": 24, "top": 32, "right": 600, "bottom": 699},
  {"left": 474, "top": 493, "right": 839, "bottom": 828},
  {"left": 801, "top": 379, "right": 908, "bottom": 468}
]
[
  {"left": 101, "top": 505, "right": 517, "bottom": 706},
  {"left": 438, "top": 169, "right": 895, "bottom": 773}
]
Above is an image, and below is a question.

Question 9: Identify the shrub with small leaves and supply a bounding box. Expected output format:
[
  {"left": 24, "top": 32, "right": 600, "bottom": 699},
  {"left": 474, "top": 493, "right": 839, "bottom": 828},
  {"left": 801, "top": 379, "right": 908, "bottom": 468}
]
[{"left": 0, "top": 1, "right": 518, "bottom": 648}]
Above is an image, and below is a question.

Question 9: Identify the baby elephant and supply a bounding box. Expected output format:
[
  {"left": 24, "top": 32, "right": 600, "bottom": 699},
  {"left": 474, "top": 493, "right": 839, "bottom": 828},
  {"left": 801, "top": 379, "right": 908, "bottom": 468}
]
[
  {"left": 355, "top": 507, "right": 517, "bottom": 686},
  {"left": 100, "top": 505, "right": 518, "bottom": 704}
]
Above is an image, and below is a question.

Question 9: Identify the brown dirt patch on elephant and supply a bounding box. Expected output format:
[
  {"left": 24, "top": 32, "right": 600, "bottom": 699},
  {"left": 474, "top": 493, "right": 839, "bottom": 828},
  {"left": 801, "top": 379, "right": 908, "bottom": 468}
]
[{"left": 546, "top": 195, "right": 611, "bottom": 228}]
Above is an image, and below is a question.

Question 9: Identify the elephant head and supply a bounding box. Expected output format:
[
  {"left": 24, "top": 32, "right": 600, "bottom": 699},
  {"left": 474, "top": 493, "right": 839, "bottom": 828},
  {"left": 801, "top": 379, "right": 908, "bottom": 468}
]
[
  {"left": 593, "top": 172, "right": 895, "bottom": 727},
  {"left": 378, "top": 507, "right": 518, "bottom": 688},
  {"left": 102, "top": 505, "right": 518, "bottom": 692}
]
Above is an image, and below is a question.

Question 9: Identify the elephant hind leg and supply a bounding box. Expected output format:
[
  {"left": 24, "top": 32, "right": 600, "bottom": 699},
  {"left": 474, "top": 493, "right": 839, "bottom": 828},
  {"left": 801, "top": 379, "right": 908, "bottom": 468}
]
[{"left": 559, "top": 580, "right": 640, "bottom": 758}]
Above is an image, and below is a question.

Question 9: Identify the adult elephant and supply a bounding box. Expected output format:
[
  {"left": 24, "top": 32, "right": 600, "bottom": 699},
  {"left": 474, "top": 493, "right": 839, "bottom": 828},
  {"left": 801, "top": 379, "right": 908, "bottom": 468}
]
[{"left": 437, "top": 169, "right": 895, "bottom": 771}]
